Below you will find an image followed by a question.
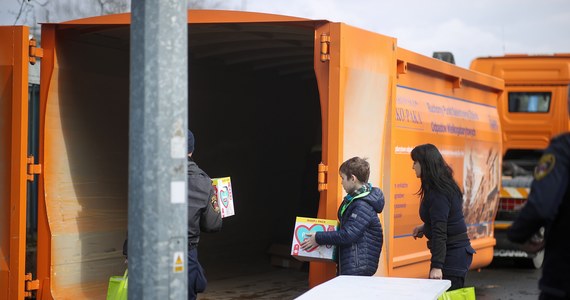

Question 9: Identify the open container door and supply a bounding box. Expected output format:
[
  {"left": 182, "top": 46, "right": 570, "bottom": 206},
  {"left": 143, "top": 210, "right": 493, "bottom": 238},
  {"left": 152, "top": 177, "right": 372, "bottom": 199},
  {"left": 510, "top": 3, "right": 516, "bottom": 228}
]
[
  {"left": 0, "top": 26, "right": 32, "bottom": 300},
  {"left": 310, "top": 22, "right": 396, "bottom": 286}
]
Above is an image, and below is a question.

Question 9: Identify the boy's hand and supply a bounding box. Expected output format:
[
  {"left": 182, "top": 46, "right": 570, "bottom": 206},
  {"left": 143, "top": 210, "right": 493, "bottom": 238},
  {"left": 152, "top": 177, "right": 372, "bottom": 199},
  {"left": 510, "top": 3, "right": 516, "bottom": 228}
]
[{"left": 300, "top": 233, "right": 319, "bottom": 251}]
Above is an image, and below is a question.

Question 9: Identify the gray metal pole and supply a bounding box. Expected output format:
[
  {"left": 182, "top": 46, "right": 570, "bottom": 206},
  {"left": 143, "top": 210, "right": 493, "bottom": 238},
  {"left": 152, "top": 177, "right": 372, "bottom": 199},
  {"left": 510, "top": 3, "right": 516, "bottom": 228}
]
[{"left": 129, "top": 1, "right": 188, "bottom": 299}]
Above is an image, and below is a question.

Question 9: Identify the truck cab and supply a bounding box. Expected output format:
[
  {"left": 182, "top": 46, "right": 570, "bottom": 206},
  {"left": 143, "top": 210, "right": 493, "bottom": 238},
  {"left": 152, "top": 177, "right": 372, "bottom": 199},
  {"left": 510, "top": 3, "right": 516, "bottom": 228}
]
[{"left": 471, "top": 54, "right": 570, "bottom": 268}]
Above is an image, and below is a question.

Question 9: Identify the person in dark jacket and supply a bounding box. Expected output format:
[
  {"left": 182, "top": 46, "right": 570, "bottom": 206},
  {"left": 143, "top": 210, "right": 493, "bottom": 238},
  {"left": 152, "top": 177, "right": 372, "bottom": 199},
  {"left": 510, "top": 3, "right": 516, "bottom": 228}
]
[
  {"left": 507, "top": 133, "right": 570, "bottom": 300},
  {"left": 301, "top": 157, "right": 384, "bottom": 276},
  {"left": 121, "top": 130, "right": 222, "bottom": 299},
  {"left": 187, "top": 129, "right": 222, "bottom": 300},
  {"left": 410, "top": 144, "right": 475, "bottom": 291}
]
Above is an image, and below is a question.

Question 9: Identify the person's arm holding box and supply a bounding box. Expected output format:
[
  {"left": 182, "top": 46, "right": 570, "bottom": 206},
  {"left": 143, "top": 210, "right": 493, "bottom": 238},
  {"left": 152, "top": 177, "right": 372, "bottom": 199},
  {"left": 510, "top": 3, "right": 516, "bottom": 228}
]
[
  {"left": 301, "top": 202, "right": 374, "bottom": 249},
  {"left": 200, "top": 185, "right": 222, "bottom": 233}
]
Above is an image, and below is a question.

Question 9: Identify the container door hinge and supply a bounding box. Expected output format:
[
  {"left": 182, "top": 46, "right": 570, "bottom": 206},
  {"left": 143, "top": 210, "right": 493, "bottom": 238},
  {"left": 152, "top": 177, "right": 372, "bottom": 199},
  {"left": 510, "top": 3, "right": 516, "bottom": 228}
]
[
  {"left": 320, "top": 34, "right": 330, "bottom": 62},
  {"left": 318, "top": 163, "right": 328, "bottom": 191},
  {"left": 29, "top": 38, "right": 44, "bottom": 65},
  {"left": 24, "top": 273, "right": 39, "bottom": 298},
  {"left": 27, "top": 156, "right": 42, "bottom": 181}
]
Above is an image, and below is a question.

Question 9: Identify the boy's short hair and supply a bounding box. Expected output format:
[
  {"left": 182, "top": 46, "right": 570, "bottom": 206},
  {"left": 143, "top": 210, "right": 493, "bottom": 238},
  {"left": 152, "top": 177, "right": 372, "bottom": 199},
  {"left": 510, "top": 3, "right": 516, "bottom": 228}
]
[{"left": 339, "top": 157, "right": 370, "bottom": 183}]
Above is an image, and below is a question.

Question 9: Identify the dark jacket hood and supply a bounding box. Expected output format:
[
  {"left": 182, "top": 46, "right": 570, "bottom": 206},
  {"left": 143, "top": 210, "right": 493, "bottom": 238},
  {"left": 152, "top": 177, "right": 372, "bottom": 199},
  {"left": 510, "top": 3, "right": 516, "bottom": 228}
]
[{"left": 362, "top": 187, "right": 385, "bottom": 213}]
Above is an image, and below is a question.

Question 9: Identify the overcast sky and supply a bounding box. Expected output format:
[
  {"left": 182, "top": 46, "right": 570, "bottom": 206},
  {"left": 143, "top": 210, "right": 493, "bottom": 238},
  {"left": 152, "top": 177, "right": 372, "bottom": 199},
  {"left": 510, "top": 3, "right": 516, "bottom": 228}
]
[
  {"left": 225, "top": 0, "right": 570, "bottom": 68},
  {"left": 1, "top": 0, "right": 569, "bottom": 68}
]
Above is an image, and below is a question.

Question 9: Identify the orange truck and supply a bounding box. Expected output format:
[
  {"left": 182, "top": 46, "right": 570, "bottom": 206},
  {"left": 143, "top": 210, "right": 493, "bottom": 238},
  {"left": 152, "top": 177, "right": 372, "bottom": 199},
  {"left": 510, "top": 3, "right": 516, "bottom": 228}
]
[
  {"left": 1, "top": 10, "right": 503, "bottom": 299},
  {"left": 470, "top": 54, "right": 570, "bottom": 268}
]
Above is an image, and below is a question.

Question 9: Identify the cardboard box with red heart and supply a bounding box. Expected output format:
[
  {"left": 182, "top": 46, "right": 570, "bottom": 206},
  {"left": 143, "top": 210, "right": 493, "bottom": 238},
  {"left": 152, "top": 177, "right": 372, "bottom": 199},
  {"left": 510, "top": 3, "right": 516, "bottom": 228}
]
[
  {"left": 291, "top": 217, "right": 338, "bottom": 262},
  {"left": 212, "top": 177, "right": 235, "bottom": 218}
]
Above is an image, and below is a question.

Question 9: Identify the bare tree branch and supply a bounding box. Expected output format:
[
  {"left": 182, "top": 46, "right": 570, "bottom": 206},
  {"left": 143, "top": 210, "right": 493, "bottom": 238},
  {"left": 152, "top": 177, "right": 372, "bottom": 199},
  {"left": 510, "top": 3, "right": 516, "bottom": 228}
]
[{"left": 13, "top": 0, "right": 29, "bottom": 25}]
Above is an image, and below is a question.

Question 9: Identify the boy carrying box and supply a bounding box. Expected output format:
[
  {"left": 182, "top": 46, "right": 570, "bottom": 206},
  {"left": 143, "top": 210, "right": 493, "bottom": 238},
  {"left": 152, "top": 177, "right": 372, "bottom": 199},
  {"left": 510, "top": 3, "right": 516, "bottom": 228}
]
[
  {"left": 291, "top": 217, "right": 338, "bottom": 262},
  {"left": 301, "top": 157, "right": 385, "bottom": 276}
]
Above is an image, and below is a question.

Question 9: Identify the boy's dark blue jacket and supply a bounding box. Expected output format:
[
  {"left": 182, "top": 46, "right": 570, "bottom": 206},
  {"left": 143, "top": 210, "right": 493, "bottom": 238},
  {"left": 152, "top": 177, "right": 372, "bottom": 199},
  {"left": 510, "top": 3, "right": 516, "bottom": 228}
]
[{"left": 315, "top": 187, "right": 384, "bottom": 276}]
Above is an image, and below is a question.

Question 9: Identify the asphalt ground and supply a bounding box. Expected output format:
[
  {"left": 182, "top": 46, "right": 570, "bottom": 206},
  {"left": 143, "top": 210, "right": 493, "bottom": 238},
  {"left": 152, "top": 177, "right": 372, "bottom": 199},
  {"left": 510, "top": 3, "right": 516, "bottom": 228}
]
[
  {"left": 468, "top": 257, "right": 541, "bottom": 300},
  {"left": 199, "top": 257, "right": 542, "bottom": 299}
]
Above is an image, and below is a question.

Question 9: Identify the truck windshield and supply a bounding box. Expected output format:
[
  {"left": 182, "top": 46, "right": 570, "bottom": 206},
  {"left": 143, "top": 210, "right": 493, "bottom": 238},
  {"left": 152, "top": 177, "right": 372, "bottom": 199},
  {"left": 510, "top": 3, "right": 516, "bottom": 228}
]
[{"left": 508, "top": 92, "right": 551, "bottom": 113}]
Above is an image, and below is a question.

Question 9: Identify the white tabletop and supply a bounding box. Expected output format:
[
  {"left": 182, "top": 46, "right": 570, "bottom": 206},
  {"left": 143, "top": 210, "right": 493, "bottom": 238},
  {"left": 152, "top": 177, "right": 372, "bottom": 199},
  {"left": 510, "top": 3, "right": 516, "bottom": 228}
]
[{"left": 296, "top": 275, "right": 451, "bottom": 300}]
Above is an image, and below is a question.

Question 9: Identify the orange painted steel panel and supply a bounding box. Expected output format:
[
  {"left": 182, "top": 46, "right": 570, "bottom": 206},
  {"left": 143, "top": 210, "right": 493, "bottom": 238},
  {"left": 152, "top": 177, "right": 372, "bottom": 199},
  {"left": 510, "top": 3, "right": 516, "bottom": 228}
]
[
  {"left": 335, "top": 23, "right": 396, "bottom": 278},
  {"left": 470, "top": 54, "right": 570, "bottom": 84},
  {"left": 40, "top": 22, "right": 129, "bottom": 299},
  {"left": 398, "top": 48, "right": 504, "bottom": 94},
  {"left": 0, "top": 26, "right": 29, "bottom": 300},
  {"left": 310, "top": 22, "right": 397, "bottom": 286},
  {"left": 307, "top": 21, "right": 397, "bottom": 286},
  {"left": 309, "top": 23, "right": 335, "bottom": 288},
  {"left": 390, "top": 48, "right": 503, "bottom": 277}
]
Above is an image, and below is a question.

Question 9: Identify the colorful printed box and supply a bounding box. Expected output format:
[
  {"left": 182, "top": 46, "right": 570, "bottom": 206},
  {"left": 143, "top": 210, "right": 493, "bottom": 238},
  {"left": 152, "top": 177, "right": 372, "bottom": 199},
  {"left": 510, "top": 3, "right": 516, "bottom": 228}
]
[
  {"left": 211, "top": 177, "right": 235, "bottom": 218},
  {"left": 291, "top": 217, "right": 338, "bottom": 262}
]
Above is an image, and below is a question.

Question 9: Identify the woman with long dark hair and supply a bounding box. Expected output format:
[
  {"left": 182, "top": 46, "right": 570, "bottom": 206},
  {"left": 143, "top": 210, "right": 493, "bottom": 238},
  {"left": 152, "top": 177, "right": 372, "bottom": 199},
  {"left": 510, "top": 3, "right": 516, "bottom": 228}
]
[{"left": 411, "top": 144, "right": 475, "bottom": 290}]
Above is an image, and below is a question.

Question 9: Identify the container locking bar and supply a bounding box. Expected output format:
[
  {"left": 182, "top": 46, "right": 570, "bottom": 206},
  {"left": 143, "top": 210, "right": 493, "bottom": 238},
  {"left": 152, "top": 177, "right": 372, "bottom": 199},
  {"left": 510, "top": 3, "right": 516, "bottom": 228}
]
[
  {"left": 318, "top": 162, "right": 328, "bottom": 191},
  {"left": 397, "top": 60, "right": 408, "bottom": 75},
  {"left": 24, "top": 273, "right": 39, "bottom": 298},
  {"left": 27, "top": 156, "right": 42, "bottom": 181},
  {"left": 320, "top": 34, "right": 330, "bottom": 62},
  {"left": 29, "top": 38, "right": 44, "bottom": 65}
]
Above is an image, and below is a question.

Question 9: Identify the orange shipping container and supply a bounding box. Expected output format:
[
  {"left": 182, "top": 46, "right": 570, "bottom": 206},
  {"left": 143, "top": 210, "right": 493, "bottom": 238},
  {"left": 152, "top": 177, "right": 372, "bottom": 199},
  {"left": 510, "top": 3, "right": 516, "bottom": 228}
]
[{"left": 0, "top": 10, "right": 503, "bottom": 299}]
